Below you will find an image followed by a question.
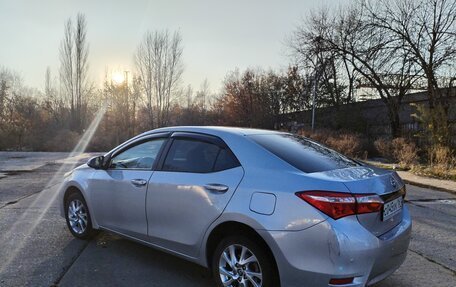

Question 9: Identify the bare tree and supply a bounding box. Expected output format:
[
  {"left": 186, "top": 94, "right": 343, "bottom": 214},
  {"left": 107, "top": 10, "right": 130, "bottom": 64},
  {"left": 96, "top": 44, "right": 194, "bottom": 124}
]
[
  {"left": 43, "top": 67, "right": 65, "bottom": 126},
  {"left": 59, "top": 13, "right": 90, "bottom": 132},
  {"left": 290, "top": 8, "right": 356, "bottom": 108},
  {"left": 195, "top": 79, "right": 210, "bottom": 110},
  {"left": 59, "top": 19, "right": 74, "bottom": 124},
  {"left": 291, "top": 5, "right": 421, "bottom": 137},
  {"left": 362, "top": 0, "right": 456, "bottom": 145},
  {"left": 363, "top": 0, "right": 456, "bottom": 107},
  {"left": 135, "top": 30, "right": 184, "bottom": 128},
  {"left": 130, "top": 74, "right": 142, "bottom": 137},
  {"left": 74, "top": 13, "right": 89, "bottom": 130},
  {"left": 44, "top": 67, "right": 52, "bottom": 99},
  {"left": 184, "top": 84, "right": 194, "bottom": 108},
  {"left": 0, "top": 67, "right": 22, "bottom": 121}
]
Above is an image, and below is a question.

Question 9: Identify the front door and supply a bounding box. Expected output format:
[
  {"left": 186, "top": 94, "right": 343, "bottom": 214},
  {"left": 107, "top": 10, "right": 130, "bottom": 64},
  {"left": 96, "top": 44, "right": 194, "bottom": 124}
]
[{"left": 89, "top": 137, "right": 167, "bottom": 239}]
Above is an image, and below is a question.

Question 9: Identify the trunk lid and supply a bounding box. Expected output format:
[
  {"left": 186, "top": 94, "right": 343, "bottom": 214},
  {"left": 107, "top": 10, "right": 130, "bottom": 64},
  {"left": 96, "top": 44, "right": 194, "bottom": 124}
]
[{"left": 305, "top": 165, "right": 405, "bottom": 236}]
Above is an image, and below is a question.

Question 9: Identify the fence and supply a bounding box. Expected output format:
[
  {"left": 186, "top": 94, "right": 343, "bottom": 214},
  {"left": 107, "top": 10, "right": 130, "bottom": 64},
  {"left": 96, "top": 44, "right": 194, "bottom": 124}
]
[{"left": 279, "top": 88, "right": 456, "bottom": 146}]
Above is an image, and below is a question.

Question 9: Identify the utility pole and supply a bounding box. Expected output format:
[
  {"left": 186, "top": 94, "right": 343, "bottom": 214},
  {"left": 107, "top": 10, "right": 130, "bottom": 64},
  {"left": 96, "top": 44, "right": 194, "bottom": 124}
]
[
  {"left": 124, "top": 70, "right": 133, "bottom": 137},
  {"left": 311, "top": 73, "right": 317, "bottom": 131}
]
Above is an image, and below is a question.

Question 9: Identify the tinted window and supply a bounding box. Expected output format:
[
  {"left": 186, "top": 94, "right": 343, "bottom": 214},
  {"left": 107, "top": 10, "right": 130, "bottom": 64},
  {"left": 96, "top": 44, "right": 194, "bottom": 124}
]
[
  {"left": 110, "top": 138, "right": 166, "bottom": 169},
  {"left": 162, "top": 138, "right": 240, "bottom": 173},
  {"left": 214, "top": 148, "right": 240, "bottom": 171},
  {"left": 250, "top": 134, "right": 358, "bottom": 173},
  {"left": 163, "top": 139, "right": 219, "bottom": 173}
]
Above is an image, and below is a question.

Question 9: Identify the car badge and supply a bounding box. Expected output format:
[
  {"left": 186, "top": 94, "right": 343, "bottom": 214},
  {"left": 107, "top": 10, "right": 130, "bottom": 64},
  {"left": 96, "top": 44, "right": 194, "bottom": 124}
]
[{"left": 390, "top": 176, "right": 397, "bottom": 188}]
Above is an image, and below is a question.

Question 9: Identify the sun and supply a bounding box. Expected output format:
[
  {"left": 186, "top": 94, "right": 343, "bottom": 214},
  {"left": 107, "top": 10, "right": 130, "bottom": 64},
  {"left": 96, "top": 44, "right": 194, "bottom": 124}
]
[{"left": 111, "top": 71, "right": 125, "bottom": 85}]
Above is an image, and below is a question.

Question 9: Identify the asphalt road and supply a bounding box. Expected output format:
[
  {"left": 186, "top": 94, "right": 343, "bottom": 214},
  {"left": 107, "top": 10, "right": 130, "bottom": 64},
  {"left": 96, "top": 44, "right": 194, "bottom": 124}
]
[{"left": 0, "top": 152, "right": 455, "bottom": 287}]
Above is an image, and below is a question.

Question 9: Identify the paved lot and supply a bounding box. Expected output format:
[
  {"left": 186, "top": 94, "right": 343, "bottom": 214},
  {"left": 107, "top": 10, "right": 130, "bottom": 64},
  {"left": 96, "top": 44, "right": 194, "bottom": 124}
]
[{"left": 0, "top": 152, "right": 455, "bottom": 287}]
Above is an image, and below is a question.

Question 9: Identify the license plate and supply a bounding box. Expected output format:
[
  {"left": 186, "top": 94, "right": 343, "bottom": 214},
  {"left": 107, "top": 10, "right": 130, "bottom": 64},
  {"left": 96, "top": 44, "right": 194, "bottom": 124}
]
[{"left": 382, "top": 197, "right": 403, "bottom": 220}]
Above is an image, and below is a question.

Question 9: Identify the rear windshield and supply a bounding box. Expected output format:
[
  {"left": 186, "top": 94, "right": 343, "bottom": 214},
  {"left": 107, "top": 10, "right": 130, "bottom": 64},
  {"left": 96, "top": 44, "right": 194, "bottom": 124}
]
[{"left": 249, "top": 134, "right": 359, "bottom": 173}]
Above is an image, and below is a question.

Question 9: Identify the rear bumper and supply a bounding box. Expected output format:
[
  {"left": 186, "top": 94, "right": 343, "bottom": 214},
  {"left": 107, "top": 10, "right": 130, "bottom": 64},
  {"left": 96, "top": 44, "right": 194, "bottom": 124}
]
[
  {"left": 259, "top": 205, "right": 412, "bottom": 287},
  {"left": 366, "top": 207, "right": 412, "bottom": 286}
]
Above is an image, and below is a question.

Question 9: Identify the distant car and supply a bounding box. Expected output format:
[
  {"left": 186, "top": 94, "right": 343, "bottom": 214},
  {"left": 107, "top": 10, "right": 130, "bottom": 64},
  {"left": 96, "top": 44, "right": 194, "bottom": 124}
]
[{"left": 60, "top": 126, "right": 411, "bottom": 287}]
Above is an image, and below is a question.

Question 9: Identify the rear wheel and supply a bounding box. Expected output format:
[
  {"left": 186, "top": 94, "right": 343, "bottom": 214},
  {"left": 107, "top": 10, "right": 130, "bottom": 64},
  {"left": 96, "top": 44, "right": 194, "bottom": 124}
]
[
  {"left": 65, "top": 192, "right": 96, "bottom": 239},
  {"left": 212, "top": 235, "right": 277, "bottom": 287}
]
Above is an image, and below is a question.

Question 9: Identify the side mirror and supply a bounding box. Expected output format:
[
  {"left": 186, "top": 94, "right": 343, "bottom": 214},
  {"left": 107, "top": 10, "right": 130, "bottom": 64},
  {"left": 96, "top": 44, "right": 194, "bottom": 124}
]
[{"left": 87, "top": 156, "right": 105, "bottom": 169}]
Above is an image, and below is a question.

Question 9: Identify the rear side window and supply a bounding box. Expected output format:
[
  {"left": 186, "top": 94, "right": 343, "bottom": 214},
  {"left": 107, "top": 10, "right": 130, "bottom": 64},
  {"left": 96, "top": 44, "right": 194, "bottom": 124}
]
[
  {"left": 249, "top": 134, "right": 358, "bottom": 173},
  {"left": 162, "top": 138, "right": 240, "bottom": 173},
  {"left": 213, "top": 148, "right": 240, "bottom": 171}
]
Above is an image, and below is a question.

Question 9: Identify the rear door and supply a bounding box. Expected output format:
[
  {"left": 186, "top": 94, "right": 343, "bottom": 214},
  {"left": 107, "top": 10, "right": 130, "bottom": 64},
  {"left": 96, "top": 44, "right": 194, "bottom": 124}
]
[{"left": 146, "top": 132, "right": 244, "bottom": 257}]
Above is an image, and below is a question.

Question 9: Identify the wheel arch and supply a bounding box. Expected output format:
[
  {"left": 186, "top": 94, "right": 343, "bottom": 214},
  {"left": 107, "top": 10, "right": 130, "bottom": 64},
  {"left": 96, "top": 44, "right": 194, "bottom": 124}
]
[
  {"left": 63, "top": 185, "right": 99, "bottom": 229},
  {"left": 63, "top": 186, "right": 83, "bottom": 206},
  {"left": 204, "top": 220, "right": 280, "bottom": 283}
]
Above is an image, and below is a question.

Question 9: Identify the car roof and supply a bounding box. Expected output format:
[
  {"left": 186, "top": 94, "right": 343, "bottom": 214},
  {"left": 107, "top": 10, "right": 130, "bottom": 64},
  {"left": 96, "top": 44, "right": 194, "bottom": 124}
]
[{"left": 141, "top": 126, "right": 283, "bottom": 138}]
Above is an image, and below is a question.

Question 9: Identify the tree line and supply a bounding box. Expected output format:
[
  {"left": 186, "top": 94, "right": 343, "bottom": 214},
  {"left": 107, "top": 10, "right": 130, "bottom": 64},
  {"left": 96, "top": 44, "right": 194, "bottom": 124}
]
[
  {"left": 289, "top": 0, "right": 456, "bottom": 147},
  {"left": 0, "top": 0, "right": 455, "bottom": 154}
]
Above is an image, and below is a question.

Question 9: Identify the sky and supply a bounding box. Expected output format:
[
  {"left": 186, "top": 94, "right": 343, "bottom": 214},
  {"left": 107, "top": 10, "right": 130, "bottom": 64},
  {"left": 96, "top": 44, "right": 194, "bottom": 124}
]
[{"left": 0, "top": 0, "right": 346, "bottom": 93}]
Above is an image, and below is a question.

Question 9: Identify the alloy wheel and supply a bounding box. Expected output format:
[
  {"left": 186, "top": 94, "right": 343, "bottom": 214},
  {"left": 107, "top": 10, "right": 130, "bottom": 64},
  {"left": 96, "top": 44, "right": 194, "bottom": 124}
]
[
  {"left": 67, "top": 199, "right": 88, "bottom": 234},
  {"left": 218, "top": 244, "right": 263, "bottom": 287}
]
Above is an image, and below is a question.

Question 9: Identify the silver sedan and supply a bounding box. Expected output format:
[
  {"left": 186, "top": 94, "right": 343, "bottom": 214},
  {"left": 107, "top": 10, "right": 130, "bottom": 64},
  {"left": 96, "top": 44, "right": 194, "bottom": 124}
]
[{"left": 59, "top": 126, "right": 412, "bottom": 287}]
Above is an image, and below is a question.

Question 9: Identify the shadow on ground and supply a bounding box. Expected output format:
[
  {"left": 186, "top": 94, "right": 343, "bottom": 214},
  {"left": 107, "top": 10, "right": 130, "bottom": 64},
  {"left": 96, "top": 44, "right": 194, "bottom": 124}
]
[{"left": 58, "top": 232, "right": 214, "bottom": 287}]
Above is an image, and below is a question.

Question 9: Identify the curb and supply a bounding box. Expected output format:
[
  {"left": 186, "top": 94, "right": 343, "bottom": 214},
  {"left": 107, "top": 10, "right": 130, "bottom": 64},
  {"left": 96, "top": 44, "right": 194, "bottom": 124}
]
[
  {"left": 402, "top": 179, "right": 456, "bottom": 195},
  {"left": 364, "top": 161, "right": 456, "bottom": 195}
]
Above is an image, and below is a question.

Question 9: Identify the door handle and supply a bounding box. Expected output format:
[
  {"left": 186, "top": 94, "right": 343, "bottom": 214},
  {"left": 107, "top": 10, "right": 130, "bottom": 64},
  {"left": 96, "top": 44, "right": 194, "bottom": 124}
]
[
  {"left": 131, "top": 179, "right": 147, "bottom": 187},
  {"left": 204, "top": 184, "right": 229, "bottom": 193}
]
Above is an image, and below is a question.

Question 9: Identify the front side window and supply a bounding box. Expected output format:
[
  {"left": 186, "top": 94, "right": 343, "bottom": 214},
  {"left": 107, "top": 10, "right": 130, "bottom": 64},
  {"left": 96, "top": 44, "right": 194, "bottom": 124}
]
[
  {"left": 162, "top": 138, "right": 240, "bottom": 173},
  {"left": 110, "top": 138, "right": 166, "bottom": 170}
]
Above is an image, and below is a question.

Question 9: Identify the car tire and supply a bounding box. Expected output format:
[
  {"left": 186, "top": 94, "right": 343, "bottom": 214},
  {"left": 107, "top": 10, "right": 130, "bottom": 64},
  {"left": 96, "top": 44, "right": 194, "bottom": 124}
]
[
  {"left": 65, "top": 192, "right": 97, "bottom": 239},
  {"left": 212, "top": 235, "right": 279, "bottom": 287}
]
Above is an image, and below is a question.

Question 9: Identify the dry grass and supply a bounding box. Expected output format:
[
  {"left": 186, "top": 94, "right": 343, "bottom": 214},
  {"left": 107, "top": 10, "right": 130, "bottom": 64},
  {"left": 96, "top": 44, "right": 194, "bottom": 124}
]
[
  {"left": 296, "top": 128, "right": 455, "bottom": 181},
  {"left": 412, "top": 145, "right": 456, "bottom": 180},
  {"left": 429, "top": 145, "right": 455, "bottom": 167},
  {"left": 374, "top": 137, "right": 418, "bottom": 168},
  {"left": 411, "top": 165, "right": 456, "bottom": 181}
]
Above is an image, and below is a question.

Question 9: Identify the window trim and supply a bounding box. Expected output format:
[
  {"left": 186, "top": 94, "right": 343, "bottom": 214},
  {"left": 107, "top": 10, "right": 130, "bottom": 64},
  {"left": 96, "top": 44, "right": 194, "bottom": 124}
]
[
  {"left": 105, "top": 132, "right": 170, "bottom": 171},
  {"left": 155, "top": 132, "right": 241, "bottom": 173}
]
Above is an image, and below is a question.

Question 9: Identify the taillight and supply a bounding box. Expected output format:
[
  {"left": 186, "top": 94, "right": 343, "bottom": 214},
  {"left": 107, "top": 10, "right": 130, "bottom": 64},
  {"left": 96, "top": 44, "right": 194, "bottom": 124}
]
[
  {"left": 296, "top": 191, "right": 356, "bottom": 219},
  {"left": 329, "top": 277, "right": 354, "bottom": 285},
  {"left": 354, "top": 194, "right": 383, "bottom": 214},
  {"left": 296, "top": 191, "right": 383, "bottom": 220}
]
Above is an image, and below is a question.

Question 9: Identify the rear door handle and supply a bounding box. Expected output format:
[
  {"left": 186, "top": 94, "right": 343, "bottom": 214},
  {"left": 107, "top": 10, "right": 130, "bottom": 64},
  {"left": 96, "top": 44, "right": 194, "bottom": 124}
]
[
  {"left": 204, "top": 184, "right": 229, "bottom": 193},
  {"left": 131, "top": 179, "right": 147, "bottom": 187}
]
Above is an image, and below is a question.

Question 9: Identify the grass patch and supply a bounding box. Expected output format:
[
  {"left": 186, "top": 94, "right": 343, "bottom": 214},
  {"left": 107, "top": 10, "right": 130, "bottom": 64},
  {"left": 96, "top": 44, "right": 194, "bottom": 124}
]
[{"left": 410, "top": 165, "right": 456, "bottom": 181}]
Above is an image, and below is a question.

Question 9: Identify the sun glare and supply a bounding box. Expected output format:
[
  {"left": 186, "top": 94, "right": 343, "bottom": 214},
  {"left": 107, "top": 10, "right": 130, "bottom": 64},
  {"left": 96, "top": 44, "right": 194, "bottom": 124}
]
[
  {"left": 112, "top": 72, "right": 125, "bottom": 84},
  {"left": 0, "top": 103, "right": 107, "bottom": 274}
]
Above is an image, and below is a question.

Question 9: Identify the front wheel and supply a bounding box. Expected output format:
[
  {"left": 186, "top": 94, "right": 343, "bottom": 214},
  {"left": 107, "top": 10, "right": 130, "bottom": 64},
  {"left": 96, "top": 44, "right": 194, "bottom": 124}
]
[
  {"left": 65, "top": 192, "right": 96, "bottom": 239},
  {"left": 212, "top": 235, "right": 278, "bottom": 287}
]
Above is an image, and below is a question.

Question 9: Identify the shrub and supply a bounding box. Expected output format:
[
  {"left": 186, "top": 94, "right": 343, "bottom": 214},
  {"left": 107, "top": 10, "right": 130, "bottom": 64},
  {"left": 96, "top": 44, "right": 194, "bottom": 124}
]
[
  {"left": 43, "top": 129, "right": 81, "bottom": 152},
  {"left": 374, "top": 137, "right": 418, "bottom": 167},
  {"left": 411, "top": 103, "right": 451, "bottom": 148},
  {"left": 326, "top": 134, "right": 366, "bottom": 158},
  {"left": 374, "top": 138, "right": 393, "bottom": 160},
  {"left": 297, "top": 128, "right": 368, "bottom": 158},
  {"left": 392, "top": 138, "right": 418, "bottom": 166},
  {"left": 429, "top": 145, "right": 455, "bottom": 168}
]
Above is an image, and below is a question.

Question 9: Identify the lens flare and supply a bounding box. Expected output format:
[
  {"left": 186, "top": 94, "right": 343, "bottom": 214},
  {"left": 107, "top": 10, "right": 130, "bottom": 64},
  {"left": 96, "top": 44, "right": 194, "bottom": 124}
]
[{"left": 0, "top": 104, "right": 107, "bottom": 274}]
